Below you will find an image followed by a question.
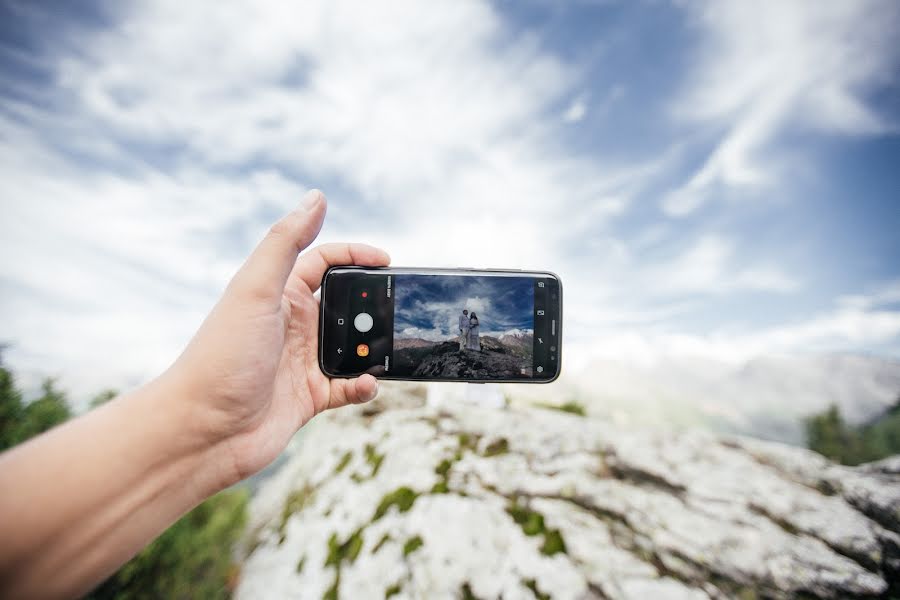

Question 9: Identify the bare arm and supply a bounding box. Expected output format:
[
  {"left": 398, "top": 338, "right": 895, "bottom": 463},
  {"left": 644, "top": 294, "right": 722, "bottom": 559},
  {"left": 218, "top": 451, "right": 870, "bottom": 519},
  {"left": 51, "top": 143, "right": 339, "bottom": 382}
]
[{"left": 0, "top": 190, "right": 389, "bottom": 598}]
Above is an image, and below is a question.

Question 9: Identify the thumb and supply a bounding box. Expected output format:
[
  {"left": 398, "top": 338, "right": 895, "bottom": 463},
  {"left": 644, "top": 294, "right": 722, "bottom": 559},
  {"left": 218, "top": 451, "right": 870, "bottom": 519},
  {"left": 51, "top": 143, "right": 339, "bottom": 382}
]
[{"left": 229, "top": 189, "right": 327, "bottom": 305}]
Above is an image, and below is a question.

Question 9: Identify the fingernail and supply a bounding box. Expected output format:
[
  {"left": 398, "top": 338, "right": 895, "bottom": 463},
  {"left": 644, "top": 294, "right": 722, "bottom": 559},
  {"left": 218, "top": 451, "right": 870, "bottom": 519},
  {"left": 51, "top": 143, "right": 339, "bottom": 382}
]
[
  {"left": 367, "top": 381, "right": 379, "bottom": 401},
  {"left": 301, "top": 189, "right": 324, "bottom": 211}
]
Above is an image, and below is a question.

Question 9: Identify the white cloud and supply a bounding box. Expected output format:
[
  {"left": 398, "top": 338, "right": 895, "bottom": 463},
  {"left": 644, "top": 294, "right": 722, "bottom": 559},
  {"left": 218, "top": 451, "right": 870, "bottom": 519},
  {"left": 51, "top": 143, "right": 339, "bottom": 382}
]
[
  {"left": 0, "top": 0, "right": 898, "bottom": 418},
  {"left": 563, "top": 96, "right": 587, "bottom": 123},
  {"left": 665, "top": 0, "right": 900, "bottom": 216},
  {"left": 647, "top": 235, "right": 799, "bottom": 296}
]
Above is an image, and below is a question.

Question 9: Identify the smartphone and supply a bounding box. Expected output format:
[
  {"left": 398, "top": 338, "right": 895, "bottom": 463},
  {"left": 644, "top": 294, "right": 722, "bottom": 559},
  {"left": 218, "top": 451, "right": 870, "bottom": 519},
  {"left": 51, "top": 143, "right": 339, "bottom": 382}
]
[{"left": 318, "top": 267, "right": 562, "bottom": 383}]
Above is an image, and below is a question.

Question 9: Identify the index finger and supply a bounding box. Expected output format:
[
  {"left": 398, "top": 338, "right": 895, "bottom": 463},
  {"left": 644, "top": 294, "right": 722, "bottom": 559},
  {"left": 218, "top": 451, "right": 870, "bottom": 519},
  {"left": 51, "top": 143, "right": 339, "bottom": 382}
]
[{"left": 291, "top": 242, "right": 391, "bottom": 292}]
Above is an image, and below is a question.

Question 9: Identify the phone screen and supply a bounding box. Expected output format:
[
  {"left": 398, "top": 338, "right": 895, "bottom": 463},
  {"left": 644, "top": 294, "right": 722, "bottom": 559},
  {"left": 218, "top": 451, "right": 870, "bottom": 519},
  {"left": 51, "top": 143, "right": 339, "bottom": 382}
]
[{"left": 319, "top": 268, "right": 561, "bottom": 382}]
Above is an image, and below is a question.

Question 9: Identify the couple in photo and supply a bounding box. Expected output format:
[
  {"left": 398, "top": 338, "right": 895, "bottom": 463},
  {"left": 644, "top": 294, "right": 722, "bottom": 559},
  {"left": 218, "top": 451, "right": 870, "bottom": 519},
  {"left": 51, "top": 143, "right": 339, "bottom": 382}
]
[{"left": 458, "top": 309, "right": 481, "bottom": 352}]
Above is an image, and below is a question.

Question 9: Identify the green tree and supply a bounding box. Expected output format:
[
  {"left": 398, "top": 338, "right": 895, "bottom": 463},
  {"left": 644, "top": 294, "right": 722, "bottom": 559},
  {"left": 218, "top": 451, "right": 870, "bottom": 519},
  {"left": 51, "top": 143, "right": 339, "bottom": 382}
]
[
  {"left": 14, "top": 379, "right": 72, "bottom": 442},
  {"left": 806, "top": 399, "right": 900, "bottom": 466},
  {"left": 87, "top": 489, "right": 249, "bottom": 600},
  {"left": 89, "top": 389, "right": 118, "bottom": 409},
  {"left": 0, "top": 362, "right": 24, "bottom": 450}
]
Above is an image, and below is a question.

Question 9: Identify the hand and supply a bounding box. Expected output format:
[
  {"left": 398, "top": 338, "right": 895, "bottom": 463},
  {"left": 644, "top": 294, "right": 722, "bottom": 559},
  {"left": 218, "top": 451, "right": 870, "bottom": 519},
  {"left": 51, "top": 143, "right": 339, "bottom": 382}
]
[{"left": 163, "top": 190, "right": 389, "bottom": 485}]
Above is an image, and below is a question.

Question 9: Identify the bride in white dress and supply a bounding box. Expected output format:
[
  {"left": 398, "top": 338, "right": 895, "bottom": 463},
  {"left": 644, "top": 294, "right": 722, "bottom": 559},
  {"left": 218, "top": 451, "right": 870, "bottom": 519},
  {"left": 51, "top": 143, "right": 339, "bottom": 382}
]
[{"left": 467, "top": 313, "right": 481, "bottom": 351}]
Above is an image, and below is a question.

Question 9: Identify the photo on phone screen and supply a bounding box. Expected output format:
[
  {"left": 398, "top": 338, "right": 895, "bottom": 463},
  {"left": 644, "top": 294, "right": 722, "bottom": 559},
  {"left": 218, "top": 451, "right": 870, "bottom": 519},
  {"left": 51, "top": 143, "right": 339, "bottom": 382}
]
[{"left": 319, "top": 268, "right": 561, "bottom": 383}]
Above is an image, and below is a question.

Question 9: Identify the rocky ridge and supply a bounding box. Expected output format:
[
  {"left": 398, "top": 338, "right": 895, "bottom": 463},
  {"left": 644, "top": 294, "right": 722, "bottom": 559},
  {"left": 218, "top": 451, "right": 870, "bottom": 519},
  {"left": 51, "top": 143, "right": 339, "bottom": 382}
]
[
  {"left": 396, "top": 340, "right": 532, "bottom": 379},
  {"left": 236, "top": 384, "right": 900, "bottom": 600}
]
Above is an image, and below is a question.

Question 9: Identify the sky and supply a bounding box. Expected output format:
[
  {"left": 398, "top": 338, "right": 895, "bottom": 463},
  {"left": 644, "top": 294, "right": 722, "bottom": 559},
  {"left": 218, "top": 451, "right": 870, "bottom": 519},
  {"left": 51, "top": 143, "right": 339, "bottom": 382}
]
[
  {"left": 393, "top": 274, "right": 534, "bottom": 341},
  {"left": 1, "top": 0, "right": 899, "bottom": 406}
]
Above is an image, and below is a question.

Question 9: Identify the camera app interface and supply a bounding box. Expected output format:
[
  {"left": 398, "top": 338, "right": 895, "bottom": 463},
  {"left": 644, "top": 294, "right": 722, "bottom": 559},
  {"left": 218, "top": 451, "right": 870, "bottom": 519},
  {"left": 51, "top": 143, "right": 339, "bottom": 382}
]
[
  {"left": 323, "top": 270, "right": 558, "bottom": 381},
  {"left": 392, "top": 274, "right": 535, "bottom": 379}
]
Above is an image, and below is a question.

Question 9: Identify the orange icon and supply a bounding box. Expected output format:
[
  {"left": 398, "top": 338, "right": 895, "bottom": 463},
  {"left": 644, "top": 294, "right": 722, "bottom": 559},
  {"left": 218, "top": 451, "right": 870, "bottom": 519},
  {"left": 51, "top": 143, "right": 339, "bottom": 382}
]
[{"left": 356, "top": 344, "right": 369, "bottom": 357}]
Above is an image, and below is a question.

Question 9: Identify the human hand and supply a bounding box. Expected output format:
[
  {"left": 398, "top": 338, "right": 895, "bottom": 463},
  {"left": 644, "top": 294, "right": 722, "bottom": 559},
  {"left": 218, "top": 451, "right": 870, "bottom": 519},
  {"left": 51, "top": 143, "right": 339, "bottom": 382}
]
[{"left": 162, "top": 190, "right": 389, "bottom": 485}]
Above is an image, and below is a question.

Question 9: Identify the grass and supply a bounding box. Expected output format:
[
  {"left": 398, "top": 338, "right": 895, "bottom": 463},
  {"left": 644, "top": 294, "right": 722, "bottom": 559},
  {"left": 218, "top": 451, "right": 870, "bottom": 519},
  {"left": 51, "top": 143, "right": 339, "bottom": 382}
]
[
  {"left": 430, "top": 480, "right": 450, "bottom": 494},
  {"left": 279, "top": 486, "right": 313, "bottom": 543},
  {"left": 325, "top": 529, "right": 364, "bottom": 567},
  {"left": 507, "top": 502, "right": 545, "bottom": 536},
  {"left": 365, "top": 443, "right": 385, "bottom": 477},
  {"left": 322, "top": 528, "right": 365, "bottom": 600},
  {"left": 540, "top": 529, "right": 567, "bottom": 556},
  {"left": 523, "top": 578, "right": 550, "bottom": 600},
  {"left": 483, "top": 437, "right": 509, "bottom": 457},
  {"left": 323, "top": 571, "right": 340, "bottom": 600},
  {"left": 506, "top": 499, "right": 568, "bottom": 557},
  {"left": 334, "top": 451, "right": 353, "bottom": 474},
  {"left": 372, "top": 533, "right": 391, "bottom": 554},
  {"left": 537, "top": 400, "right": 586, "bottom": 417},
  {"left": 435, "top": 458, "right": 453, "bottom": 477},
  {"left": 373, "top": 487, "right": 420, "bottom": 521},
  {"left": 402, "top": 535, "right": 424, "bottom": 557}
]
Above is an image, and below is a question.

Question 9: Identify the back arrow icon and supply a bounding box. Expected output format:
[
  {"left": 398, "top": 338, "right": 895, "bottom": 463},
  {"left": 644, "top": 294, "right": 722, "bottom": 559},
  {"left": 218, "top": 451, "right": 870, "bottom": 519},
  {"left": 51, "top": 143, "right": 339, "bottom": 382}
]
[{"left": 337, "top": 348, "right": 343, "bottom": 354}]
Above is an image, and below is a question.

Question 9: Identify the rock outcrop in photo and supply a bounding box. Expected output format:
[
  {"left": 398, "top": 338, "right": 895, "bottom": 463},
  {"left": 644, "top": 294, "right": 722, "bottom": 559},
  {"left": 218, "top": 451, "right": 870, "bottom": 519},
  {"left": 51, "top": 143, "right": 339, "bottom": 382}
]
[
  {"left": 236, "top": 385, "right": 900, "bottom": 600},
  {"left": 394, "top": 336, "right": 533, "bottom": 379}
]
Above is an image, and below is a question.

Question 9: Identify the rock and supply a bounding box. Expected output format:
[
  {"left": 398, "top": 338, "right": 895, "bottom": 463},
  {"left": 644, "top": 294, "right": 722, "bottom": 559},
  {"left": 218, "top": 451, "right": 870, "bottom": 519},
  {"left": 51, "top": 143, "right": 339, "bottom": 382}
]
[
  {"left": 236, "top": 385, "right": 899, "bottom": 600},
  {"left": 401, "top": 341, "right": 532, "bottom": 379}
]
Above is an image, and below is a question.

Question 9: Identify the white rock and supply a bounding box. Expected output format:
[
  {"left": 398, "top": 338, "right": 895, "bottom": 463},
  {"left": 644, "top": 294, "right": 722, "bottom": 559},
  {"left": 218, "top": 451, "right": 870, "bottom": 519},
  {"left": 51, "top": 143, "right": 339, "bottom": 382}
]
[{"left": 236, "top": 386, "right": 899, "bottom": 600}]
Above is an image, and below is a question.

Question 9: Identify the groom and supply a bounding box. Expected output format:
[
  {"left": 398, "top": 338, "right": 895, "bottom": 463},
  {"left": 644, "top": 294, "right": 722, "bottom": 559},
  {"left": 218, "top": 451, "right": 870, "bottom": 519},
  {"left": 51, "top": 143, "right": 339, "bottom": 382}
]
[{"left": 458, "top": 309, "right": 470, "bottom": 351}]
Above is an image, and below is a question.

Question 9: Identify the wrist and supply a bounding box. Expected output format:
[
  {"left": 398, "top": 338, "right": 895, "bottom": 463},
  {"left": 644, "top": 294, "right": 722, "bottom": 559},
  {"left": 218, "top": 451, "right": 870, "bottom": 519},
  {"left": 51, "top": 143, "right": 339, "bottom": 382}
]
[{"left": 129, "top": 373, "right": 238, "bottom": 500}]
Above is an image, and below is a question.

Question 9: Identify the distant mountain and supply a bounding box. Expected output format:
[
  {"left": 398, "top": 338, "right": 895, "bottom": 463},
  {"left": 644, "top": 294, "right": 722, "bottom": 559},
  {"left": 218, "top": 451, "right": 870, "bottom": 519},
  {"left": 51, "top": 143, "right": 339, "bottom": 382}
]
[
  {"left": 560, "top": 353, "right": 900, "bottom": 445},
  {"left": 499, "top": 332, "right": 533, "bottom": 356},
  {"left": 393, "top": 337, "right": 437, "bottom": 350}
]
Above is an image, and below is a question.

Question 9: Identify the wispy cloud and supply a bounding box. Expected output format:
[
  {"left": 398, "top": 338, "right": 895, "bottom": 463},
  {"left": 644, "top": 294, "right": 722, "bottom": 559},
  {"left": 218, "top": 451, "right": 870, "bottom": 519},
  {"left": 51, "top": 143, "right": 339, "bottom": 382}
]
[{"left": 664, "top": 0, "right": 900, "bottom": 216}]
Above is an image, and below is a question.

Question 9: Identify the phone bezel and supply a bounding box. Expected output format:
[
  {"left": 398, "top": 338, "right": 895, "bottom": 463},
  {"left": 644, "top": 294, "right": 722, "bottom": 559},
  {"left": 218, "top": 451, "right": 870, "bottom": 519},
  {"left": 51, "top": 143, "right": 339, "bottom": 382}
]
[{"left": 318, "top": 266, "right": 562, "bottom": 384}]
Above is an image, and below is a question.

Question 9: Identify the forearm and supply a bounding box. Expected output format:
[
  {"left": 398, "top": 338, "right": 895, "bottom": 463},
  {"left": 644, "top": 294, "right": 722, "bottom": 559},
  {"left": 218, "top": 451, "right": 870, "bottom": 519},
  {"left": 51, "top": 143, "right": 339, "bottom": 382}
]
[{"left": 0, "top": 374, "right": 231, "bottom": 599}]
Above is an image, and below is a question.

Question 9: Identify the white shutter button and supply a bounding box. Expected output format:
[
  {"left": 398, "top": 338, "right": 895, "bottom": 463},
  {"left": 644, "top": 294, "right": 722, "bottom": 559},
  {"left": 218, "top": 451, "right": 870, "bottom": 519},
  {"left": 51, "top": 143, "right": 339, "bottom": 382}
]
[{"left": 354, "top": 313, "right": 374, "bottom": 333}]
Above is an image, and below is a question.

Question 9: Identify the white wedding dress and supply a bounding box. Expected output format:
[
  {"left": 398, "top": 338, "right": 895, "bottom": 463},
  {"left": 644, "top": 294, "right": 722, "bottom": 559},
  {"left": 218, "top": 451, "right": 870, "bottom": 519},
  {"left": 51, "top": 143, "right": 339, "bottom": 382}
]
[{"left": 467, "top": 318, "right": 481, "bottom": 351}]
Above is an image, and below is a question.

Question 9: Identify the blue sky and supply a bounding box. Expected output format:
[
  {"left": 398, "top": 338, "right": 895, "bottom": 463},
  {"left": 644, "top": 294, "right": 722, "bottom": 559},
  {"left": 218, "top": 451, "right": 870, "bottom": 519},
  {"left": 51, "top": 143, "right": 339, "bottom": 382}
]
[
  {"left": 1, "top": 0, "right": 899, "bottom": 402},
  {"left": 393, "top": 275, "right": 534, "bottom": 341}
]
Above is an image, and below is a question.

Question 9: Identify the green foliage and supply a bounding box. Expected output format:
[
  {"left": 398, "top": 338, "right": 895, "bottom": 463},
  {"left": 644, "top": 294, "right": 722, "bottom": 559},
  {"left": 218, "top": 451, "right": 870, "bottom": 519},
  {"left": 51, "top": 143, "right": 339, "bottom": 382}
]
[
  {"left": 0, "top": 363, "right": 24, "bottom": 450},
  {"left": 430, "top": 480, "right": 450, "bottom": 494},
  {"left": 89, "top": 389, "right": 118, "bottom": 409},
  {"left": 279, "top": 486, "right": 314, "bottom": 542},
  {"left": 373, "top": 487, "right": 419, "bottom": 520},
  {"left": 384, "top": 583, "right": 402, "bottom": 598},
  {"left": 483, "top": 437, "right": 509, "bottom": 457},
  {"left": 523, "top": 578, "right": 550, "bottom": 600},
  {"left": 538, "top": 400, "right": 586, "bottom": 417},
  {"left": 0, "top": 368, "right": 71, "bottom": 452},
  {"left": 88, "top": 488, "right": 249, "bottom": 600},
  {"left": 806, "top": 401, "right": 900, "bottom": 466},
  {"left": 323, "top": 571, "right": 340, "bottom": 600},
  {"left": 372, "top": 533, "right": 392, "bottom": 554},
  {"left": 460, "top": 582, "right": 481, "bottom": 600},
  {"left": 334, "top": 451, "right": 353, "bottom": 474},
  {"left": 325, "top": 528, "right": 365, "bottom": 567},
  {"left": 0, "top": 372, "right": 71, "bottom": 450},
  {"left": 506, "top": 499, "right": 567, "bottom": 556},
  {"left": 435, "top": 458, "right": 453, "bottom": 477},
  {"left": 402, "top": 535, "right": 424, "bottom": 557},
  {"left": 540, "top": 529, "right": 567, "bottom": 556},
  {"left": 507, "top": 502, "right": 545, "bottom": 536},
  {"left": 365, "top": 443, "right": 385, "bottom": 477}
]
